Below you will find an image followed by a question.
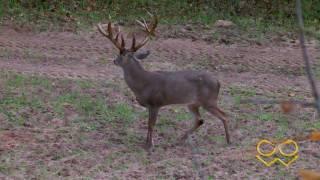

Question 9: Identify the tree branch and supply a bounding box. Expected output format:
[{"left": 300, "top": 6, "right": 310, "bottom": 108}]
[{"left": 296, "top": 0, "right": 320, "bottom": 115}]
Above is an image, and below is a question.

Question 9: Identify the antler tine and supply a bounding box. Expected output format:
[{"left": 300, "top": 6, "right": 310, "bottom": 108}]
[
  {"left": 97, "top": 23, "right": 108, "bottom": 37},
  {"left": 97, "top": 22, "right": 124, "bottom": 52},
  {"left": 132, "top": 37, "right": 149, "bottom": 51},
  {"left": 115, "top": 32, "right": 120, "bottom": 42},
  {"left": 136, "top": 19, "right": 147, "bottom": 30},
  {"left": 149, "top": 13, "right": 158, "bottom": 36},
  {"left": 131, "top": 33, "right": 136, "bottom": 50},
  {"left": 107, "top": 22, "right": 113, "bottom": 38},
  {"left": 147, "top": 11, "right": 153, "bottom": 17},
  {"left": 131, "top": 12, "right": 158, "bottom": 52},
  {"left": 143, "top": 18, "right": 148, "bottom": 29},
  {"left": 121, "top": 34, "right": 125, "bottom": 49}
]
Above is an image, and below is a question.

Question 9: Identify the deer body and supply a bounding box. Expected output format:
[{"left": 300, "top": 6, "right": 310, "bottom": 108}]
[
  {"left": 97, "top": 14, "right": 230, "bottom": 150},
  {"left": 123, "top": 63, "right": 220, "bottom": 107}
]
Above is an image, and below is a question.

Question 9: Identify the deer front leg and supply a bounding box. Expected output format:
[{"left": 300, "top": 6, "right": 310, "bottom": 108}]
[{"left": 146, "top": 107, "right": 159, "bottom": 150}]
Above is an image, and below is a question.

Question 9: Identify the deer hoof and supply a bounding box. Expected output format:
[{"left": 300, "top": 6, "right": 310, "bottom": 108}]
[
  {"left": 144, "top": 141, "right": 154, "bottom": 151},
  {"left": 227, "top": 139, "right": 231, "bottom": 144}
]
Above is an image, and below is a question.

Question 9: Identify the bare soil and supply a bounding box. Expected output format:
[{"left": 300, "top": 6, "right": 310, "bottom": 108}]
[{"left": 0, "top": 24, "right": 319, "bottom": 179}]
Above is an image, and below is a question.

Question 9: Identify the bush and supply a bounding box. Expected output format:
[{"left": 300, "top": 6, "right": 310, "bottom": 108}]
[{"left": 0, "top": 0, "right": 319, "bottom": 29}]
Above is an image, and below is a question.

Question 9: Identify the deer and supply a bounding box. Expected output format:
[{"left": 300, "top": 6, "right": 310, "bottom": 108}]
[{"left": 97, "top": 13, "right": 230, "bottom": 150}]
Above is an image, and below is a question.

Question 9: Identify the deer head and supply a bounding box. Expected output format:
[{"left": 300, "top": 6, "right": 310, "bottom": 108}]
[{"left": 97, "top": 12, "right": 158, "bottom": 68}]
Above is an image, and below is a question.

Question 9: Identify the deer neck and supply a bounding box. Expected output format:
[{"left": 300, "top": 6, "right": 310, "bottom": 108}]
[{"left": 122, "top": 61, "right": 150, "bottom": 94}]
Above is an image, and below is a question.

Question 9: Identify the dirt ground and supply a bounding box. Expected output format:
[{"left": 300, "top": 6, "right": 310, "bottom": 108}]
[{"left": 0, "top": 23, "right": 320, "bottom": 179}]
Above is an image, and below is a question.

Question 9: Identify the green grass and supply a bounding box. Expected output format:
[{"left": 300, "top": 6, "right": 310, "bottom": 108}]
[
  {"left": 313, "top": 122, "right": 320, "bottom": 129},
  {"left": 228, "top": 85, "right": 257, "bottom": 105},
  {"left": 208, "top": 135, "right": 225, "bottom": 144},
  {"left": 0, "top": 0, "right": 319, "bottom": 37},
  {"left": 173, "top": 108, "right": 192, "bottom": 122},
  {"left": 229, "top": 86, "right": 256, "bottom": 97},
  {"left": 3, "top": 72, "right": 52, "bottom": 89},
  {"left": 52, "top": 90, "right": 136, "bottom": 129},
  {"left": 302, "top": 121, "right": 320, "bottom": 130},
  {"left": 258, "top": 113, "right": 274, "bottom": 121},
  {"left": 0, "top": 91, "right": 43, "bottom": 125},
  {"left": 76, "top": 80, "right": 94, "bottom": 89},
  {"left": 0, "top": 71, "right": 148, "bottom": 177},
  {"left": 111, "top": 103, "right": 135, "bottom": 123},
  {"left": 274, "top": 115, "right": 290, "bottom": 139},
  {"left": 0, "top": 71, "right": 137, "bottom": 129}
]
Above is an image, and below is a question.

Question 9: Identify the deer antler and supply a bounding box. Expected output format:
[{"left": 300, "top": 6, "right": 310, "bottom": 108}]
[
  {"left": 98, "top": 12, "right": 158, "bottom": 53},
  {"left": 97, "top": 22, "right": 125, "bottom": 53},
  {"left": 130, "top": 12, "right": 158, "bottom": 52}
]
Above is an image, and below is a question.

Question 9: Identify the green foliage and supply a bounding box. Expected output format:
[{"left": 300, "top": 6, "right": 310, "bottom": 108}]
[{"left": 0, "top": 0, "right": 319, "bottom": 30}]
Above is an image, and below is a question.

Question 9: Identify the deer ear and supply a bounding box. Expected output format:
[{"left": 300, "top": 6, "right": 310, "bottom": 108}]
[{"left": 134, "top": 50, "right": 150, "bottom": 60}]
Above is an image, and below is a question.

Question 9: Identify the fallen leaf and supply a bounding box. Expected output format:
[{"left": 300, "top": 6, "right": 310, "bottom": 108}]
[
  {"left": 309, "top": 131, "right": 320, "bottom": 141},
  {"left": 288, "top": 92, "right": 295, "bottom": 97},
  {"left": 280, "top": 101, "right": 295, "bottom": 113},
  {"left": 299, "top": 169, "right": 320, "bottom": 180}
]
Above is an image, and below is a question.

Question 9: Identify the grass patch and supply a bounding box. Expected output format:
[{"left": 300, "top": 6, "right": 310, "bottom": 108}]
[
  {"left": 303, "top": 121, "right": 320, "bottom": 130},
  {"left": 52, "top": 90, "right": 136, "bottom": 126},
  {"left": 111, "top": 103, "right": 135, "bottom": 123},
  {"left": 0, "top": 71, "right": 138, "bottom": 129},
  {"left": 76, "top": 80, "right": 94, "bottom": 89},
  {"left": 312, "top": 122, "right": 320, "bottom": 129},
  {"left": 228, "top": 85, "right": 257, "bottom": 105},
  {"left": 258, "top": 113, "right": 274, "bottom": 121},
  {"left": 4, "top": 72, "right": 53, "bottom": 89},
  {"left": 208, "top": 135, "right": 225, "bottom": 144},
  {"left": 229, "top": 86, "right": 256, "bottom": 97},
  {"left": 173, "top": 108, "right": 192, "bottom": 122},
  {"left": 0, "top": 92, "right": 44, "bottom": 125},
  {"left": 275, "top": 115, "right": 289, "bottom": 139}
]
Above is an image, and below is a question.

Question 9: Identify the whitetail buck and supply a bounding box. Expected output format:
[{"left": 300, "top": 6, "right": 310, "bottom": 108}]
[{"left": 97, "top": 13, "right": 230, "bottom": 150}]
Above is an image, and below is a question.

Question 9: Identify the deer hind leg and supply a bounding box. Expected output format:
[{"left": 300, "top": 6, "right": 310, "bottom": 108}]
[
  {"left": 179, "top": 104, "right": 204, "bottom": 142},
  {"left": 203, "top": 104, "right": 231, "bottom": 144}
]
